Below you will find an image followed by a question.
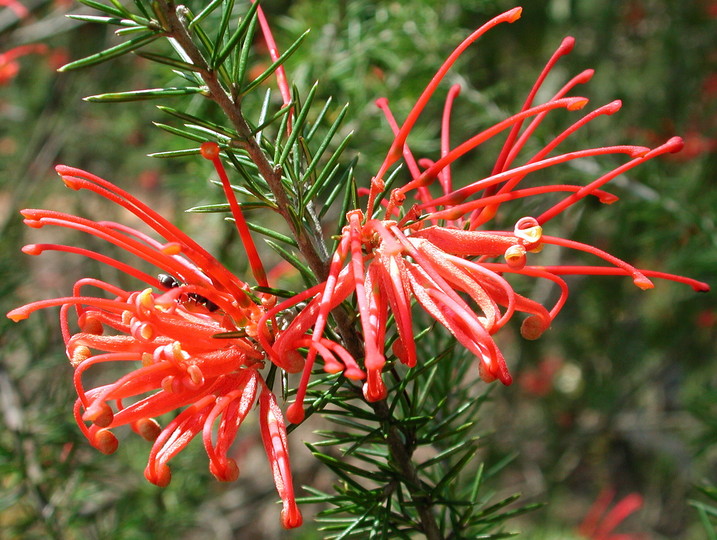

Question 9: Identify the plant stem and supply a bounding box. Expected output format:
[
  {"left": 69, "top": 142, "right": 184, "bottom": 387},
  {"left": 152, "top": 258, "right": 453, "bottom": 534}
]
[
  {"left": 159, "top": 1, "right": 330, "bottom": 281},
  {"left": 159, "top": 4, "right": 442, "bottom": 537},
  {"left": 371, "top": 399, "right": 443, "bottom": 540}
]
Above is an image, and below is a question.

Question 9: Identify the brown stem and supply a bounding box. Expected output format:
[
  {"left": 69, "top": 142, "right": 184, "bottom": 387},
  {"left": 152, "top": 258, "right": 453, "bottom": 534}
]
[{"left": 159, "top": 1, "right": 329, "bottom": 281}]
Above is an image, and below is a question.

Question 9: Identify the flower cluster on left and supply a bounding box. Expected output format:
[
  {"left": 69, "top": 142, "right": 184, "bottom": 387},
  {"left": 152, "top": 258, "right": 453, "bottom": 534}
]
[{"left": 6, "top": 153, "right": 302, "bottom": 529}]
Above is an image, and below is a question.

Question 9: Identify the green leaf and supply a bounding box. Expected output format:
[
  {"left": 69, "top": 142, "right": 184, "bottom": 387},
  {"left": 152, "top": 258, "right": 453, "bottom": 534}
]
[
  {"left": 186, "top": 201, "right": 272, "bottom": 213},
  {"left": 134, "top": 51, "right": 202, "bottom": 72},
  {"left": 115, "top": 25, "right": 154, "bottom": 36},
  {"left": 319, "top": 158, "right": 357, "bottom": 219},
  {"left": 59, "top": 32, "right": 160, "bottom": 72},
  {"left": 307, "top": 444, "right": 389, "bottom": 483},
  {"left": 265, "top": 241, "right": 314, "bottom": 284},
  {"left": 302, "top": 121, "right": 352, "bottom": 202},
  {"left": 305, "top": 96, "right": 333, "bottom": 142},
  {"left": 277, "top": 81, "right": 319, "bottom": 168},
  {"left": 183, "top": 124, "right": 234, "bottom": 143},
  {"left": 77, "top": 0, "right": 127, "bottom": 17},
  {"left": 335, "top": 174, "right": 359, "bottom": 236},
  {"left": 66, "top": 14, "right": 142, "bottom": 27},
  {"left": 245, "top": 222, "right": 298, "bottom": 247},
  {"left": 211, "top": 0, "right": 235, "bottom": 66},
  {"left": 148, "top": 148, "right": 201, "bottom": 159},
  {"left": 249, "top": 100, "right": 294, "bottom": 137},
  {"left": 418, "top": 437, "right": 481, "bottom": 470},
  {"left": 132, "top": 0, "right": 151, "bottom": 19},
  {"left": 152, "top": 122, "right": 207, "bottom": 142},
  {"left": 224, "top": 150, "right": 274, "bottom": 201},
  {"left": 234, "top": 7, "right": 259, "bottom": 87},
  {"left": 212, "top": 0, "right": 261, "bottom": 69},
  {"left": 241, "top": 29, "right": 311, "bottom": 95},
  {"left": 84, "top": 86, "right": 206, "bottom": 103},
  {"left": 156, "top": 106, "right": 238, "bottom": 138},
  {"left": 188, "top": 0, "right": 224, "bottom": 29}
]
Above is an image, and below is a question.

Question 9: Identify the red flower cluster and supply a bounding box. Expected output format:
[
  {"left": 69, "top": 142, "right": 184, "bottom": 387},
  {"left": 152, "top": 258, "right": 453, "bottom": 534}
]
[
  {"left": 256, "top": 7, "right": 708, "bottom": 424},
  {"left": 7, "top": 156, "right": 302, "bottom": 529}
]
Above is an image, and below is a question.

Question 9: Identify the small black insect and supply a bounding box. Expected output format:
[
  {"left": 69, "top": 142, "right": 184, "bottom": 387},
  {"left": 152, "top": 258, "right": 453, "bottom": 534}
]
[{"left": 157, "top": 273, "right": 220, "bottom": 312}]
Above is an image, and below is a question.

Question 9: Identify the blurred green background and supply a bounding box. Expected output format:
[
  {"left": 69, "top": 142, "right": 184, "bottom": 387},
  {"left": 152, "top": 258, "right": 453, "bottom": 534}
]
[{"left": 1, "top": 0, "right": 715, "bottom": 538}]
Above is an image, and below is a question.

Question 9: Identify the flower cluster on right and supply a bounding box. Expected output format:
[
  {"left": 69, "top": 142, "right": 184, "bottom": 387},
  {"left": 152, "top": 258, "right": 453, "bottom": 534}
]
[{"left": 258, "top": 7, "right": 708, "bottom": 424}]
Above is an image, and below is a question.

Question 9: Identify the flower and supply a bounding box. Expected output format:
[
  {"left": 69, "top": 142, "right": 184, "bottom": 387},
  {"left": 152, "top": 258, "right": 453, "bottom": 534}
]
[
  {"left": 0, "top": 44, "right": 47, "bottom": 86},
  {"left": 577, "top": 488, "right": 645, "bottom": 540},
  {"left": 6, "top": 150, "right": 302, "bottom": 529},
  {"left": 0, "top": 0, "right": 28, "bottom": 19},
  {"left": 259, "top": 7, "right": 709, "bottom": 424}
]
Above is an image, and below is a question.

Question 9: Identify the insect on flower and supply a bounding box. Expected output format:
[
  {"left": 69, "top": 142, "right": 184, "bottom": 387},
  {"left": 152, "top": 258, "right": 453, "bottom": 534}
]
[
  {"left": 157, "top": 272, "right": 220, "bottom": 312},
  {"left": 258, "top": 6, "right": 709, "bottom": 425},
  {"left": 6, "top": 145, "right": 303, "bottom": 529}
]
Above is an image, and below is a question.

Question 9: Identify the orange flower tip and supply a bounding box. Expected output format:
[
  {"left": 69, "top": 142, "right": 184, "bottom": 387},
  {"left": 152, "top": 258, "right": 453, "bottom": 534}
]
[
  {"left": 506, "top": 7, "right": 522, "bottom": 22},
  {"left": 577, "top": 69, "right": 595, "bottom": 84},
  {"left": 695, "top": 282, "right": 710, "bottom": 293},
  {"left": 21, "top": 244, "right": 43, "bottom": 255},
  {"left": 567, "top": 97, "right": 589, "bottom": 111},
  {"left": 597, "top": 193, "right": 619, "bottom": 205},
  {"left": 200, "top": 141, "right": 221, "bottom": 160},
  {"left": 60, "top": 176, "right": 82, "bottom": 191},
  {"left": 323, "top": 361, "right": 344, "bottom": 374},
  {"left": 500, "top": 373, "right": 513, "bottom": 386},
  {"left": 210, "top": 458, "right": 240, "bottom": 482},
  {"left": 145, "top": 464, "right": 172, "bottom": 487},
  {"left": 6, "top": 308, "right": 29, "bottom": 322},
  {"left": 664, "top": 136, "right": 685, "bottom": 154},
  {"left": 83, "top": 402, "right": 114, "bottom": 428},
  {"left": 604, "top": 99, "right": 622, "bottom": 114},
  {"left": 560, "top": 36, "right": 576, "bottom": 54},
  {"left": 632, "top": 275, "right": 654, "bottom": 290},
  {"left": 93, "top": 429, "right": 119, "bottom": 455},
  {"left": 161, "top": 242, "right": 182, "bottom": 255},
  {"left": 343, "top": 367, "right": 366, "bottom": 380},
  {"left": 135, "top": 418, "right": 162, "bottom": 441},
  {"left": 22, "top": 218, "right": 43, "bottom": 229},
  {"left": 520, "top": 316, "right": 549, "bottom": 340},
  {"left": 286, "top": 402, "right": 305, "bottom": 425},
  {"left": 281, "top": 504, "right": 303, "bottom": 529}
]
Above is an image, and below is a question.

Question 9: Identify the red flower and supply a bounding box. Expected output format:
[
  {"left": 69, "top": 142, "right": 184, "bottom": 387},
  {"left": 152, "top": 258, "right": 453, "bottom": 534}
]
[
  {"left": 0, "top": 44, "right": 47, "bottom": 86},
  {"left": 7, "top": 153, "right": 302, "bottom": 529},
  {"left": 258, "top": 7, "right": 709, "bottom": 424},
  {"left": 0, "top": 0, "right": 28, "bottom": 19},
  {"left": 578, "top": 488, "right": 645, "bottom": 540}
]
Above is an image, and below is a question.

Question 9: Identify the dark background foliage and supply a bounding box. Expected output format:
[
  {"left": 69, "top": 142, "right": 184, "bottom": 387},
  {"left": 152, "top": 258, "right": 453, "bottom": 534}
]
[{"left": 1, "top": 1, "right": 715, "bottom": 538}]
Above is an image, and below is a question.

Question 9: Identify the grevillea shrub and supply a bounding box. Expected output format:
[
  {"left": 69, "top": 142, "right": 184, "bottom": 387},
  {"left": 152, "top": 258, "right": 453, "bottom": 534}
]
[{"left": 4, "top": 2, "right": 712, "bottom": 538}]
